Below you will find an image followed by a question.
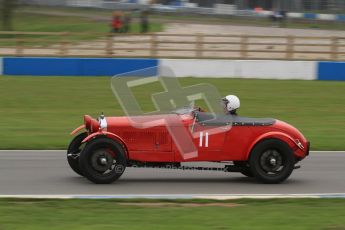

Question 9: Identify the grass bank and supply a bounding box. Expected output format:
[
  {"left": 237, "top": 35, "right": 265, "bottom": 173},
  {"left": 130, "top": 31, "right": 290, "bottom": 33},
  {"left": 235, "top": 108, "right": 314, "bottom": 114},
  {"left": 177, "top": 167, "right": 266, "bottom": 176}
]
[{"left": 0, "top": 76, "right": 344, "bottom": 150}]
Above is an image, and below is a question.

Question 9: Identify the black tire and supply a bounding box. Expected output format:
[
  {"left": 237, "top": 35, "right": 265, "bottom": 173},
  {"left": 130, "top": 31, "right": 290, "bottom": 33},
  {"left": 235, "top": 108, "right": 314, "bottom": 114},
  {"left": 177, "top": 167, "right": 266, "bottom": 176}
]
[
  {"left": 67, "top": 132, "right": 87, "bottom": 176},
  {"left": 233, "top": 161, "right": 254, "bottom": 177},
  {"left": 249, "top": 138, "right": 295, "bottom": 184},
  {"left": 79, "top": 137, "right": 127, "bottom": 184}
]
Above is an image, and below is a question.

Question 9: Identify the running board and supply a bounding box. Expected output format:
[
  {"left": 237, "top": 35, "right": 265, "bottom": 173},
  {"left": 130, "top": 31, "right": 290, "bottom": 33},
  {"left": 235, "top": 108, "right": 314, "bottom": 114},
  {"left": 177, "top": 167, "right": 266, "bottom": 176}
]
[
  {"left": 128, "top": 164, "right": 301, "bottom": 172},
  {"left": 130, "top": 165, "right": 226, "bottom": 172},
  {"left": 224, "top": 165, "right": 243, "bottom": 172}
]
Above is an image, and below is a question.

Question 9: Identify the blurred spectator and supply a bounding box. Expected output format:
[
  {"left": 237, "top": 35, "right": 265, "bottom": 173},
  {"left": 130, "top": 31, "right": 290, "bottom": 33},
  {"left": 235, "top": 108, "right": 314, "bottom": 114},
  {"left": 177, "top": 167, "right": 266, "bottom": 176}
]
[
  {"left": 270, "top": 9, "right": 287, "bottom": 27},
  {"left": 254, "top": 7, "right": 263, "bottom": 13},
  {"left": 140, "top": 10, "right": 149, "bottom": 33},
  {"left": 280, "top": 10, "right": 287, "bottom": 27},
  {"left": 111, "top": 11, "right": 123, "bottom": 33},
  {"left": 122, "top": 12, "right": 132, "bottom": 33}
]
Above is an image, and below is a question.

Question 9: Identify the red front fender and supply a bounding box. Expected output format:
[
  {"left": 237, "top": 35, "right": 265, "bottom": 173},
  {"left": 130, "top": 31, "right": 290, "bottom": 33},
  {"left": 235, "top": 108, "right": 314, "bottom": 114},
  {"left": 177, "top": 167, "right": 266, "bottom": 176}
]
[
  {"left": 82, "top": 131, "right": 125, "bottom": 144},
  {"left": 70, "top": 125, "right": 86, "bottom": 135}
]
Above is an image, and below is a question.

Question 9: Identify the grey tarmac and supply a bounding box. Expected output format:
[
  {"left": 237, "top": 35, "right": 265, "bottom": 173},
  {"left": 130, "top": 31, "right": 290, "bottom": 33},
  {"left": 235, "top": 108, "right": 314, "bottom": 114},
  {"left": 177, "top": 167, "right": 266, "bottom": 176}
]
[{"left": 0, "top": 151, "right": 344, "bottom": 195}]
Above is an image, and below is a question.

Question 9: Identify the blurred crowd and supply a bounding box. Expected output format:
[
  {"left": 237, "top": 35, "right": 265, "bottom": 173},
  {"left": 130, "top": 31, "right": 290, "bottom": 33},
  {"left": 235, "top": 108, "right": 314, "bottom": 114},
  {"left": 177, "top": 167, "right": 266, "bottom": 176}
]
[{"left": 111, "top": 10, "right": 149, "bottom": 33}]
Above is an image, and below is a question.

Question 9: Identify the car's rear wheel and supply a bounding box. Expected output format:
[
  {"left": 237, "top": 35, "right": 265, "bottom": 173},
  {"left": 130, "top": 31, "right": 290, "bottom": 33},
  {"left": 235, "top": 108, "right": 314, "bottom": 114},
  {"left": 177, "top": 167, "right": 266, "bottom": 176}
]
[
  {"left": 249, "top": 139, "right": 295, "bottom": 184},
  {"left": 233, "top": 161, "right": 254, "bottom": 177},
  {"left": 79, "top": 137, "right": 127, "bottom": 184},
  {"left": 67, "top": 132, "right": 87, "bottom": 176}
]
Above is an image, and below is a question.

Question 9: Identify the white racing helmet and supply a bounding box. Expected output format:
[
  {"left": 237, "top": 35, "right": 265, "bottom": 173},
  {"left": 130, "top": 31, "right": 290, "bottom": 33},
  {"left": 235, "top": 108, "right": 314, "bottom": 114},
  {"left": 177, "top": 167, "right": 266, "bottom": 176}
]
[{"left": 222, "top": 95, "right": 240, "bottom": 113}]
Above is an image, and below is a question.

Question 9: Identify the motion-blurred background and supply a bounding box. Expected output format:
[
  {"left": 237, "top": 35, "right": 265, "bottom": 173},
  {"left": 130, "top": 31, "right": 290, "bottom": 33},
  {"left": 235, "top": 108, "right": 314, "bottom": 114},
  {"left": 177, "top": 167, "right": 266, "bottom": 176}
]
[
  {"left": 0, "top": 2, "right": 345, "bottom": 229},
  {"left": 0, "top": 0, "right": 344, "bottom": 58},
  {"left": 0, "top": 0, "right": 344, "bottom": 150}
]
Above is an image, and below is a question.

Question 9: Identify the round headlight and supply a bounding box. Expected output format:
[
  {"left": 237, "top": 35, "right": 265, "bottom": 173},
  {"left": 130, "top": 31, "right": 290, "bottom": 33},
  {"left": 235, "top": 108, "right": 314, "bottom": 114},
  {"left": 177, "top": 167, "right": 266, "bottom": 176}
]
[{"left": 99, "top": 117, "right": 107, "bottom": 130}]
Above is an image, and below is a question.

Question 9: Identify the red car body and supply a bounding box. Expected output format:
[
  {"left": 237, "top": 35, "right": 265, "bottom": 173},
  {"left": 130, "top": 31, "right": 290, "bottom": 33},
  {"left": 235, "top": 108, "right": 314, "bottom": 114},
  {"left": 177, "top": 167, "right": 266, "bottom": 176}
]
[
  {"left": 68, "top": 108, "right": 309, "bottom": 184},
  {"left": 73, "top": 114, "right": 309, "bottom": 162}
]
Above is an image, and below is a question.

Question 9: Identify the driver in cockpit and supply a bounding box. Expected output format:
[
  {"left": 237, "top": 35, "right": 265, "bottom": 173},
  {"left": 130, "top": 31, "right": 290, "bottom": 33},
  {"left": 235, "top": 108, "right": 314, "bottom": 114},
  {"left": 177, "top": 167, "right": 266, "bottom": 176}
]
[{"left": 221, "top": 95, "right": 240, "bottom": 116}]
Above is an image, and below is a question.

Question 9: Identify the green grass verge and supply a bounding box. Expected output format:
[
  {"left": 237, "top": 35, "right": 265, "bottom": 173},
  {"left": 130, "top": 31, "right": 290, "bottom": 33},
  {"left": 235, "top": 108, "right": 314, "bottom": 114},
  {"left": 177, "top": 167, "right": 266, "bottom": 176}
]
[
  {"left": 1, "top": 198, "right": 345, "bottom": 229},
  {"left": 0, "top": 76, "right": 344, "bottom": 150},
  {"left": 11, "top": 12, "right": 163, "bottom": 33},
  {"left": 0, "top": 11, "right": 163, "bottom": 46}
]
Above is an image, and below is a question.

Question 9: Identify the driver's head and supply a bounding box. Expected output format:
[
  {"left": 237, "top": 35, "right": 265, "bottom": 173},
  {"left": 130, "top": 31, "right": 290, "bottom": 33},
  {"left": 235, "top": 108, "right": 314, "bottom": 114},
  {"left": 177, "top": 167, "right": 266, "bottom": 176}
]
[{"left": 222, "top": 95, "right": 240, "bottom": 114}]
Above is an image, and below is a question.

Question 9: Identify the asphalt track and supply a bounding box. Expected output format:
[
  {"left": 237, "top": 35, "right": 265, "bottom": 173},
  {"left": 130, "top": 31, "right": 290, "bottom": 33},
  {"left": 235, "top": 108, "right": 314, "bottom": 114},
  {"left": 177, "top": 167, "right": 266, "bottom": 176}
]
[{"left": 0, "top": 150, "right": 344, "bottom": 197}]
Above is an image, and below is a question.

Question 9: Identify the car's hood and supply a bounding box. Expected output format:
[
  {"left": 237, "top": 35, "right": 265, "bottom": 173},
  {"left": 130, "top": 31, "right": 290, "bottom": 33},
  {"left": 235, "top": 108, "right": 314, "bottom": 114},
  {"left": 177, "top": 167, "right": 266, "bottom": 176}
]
[{"left": 105, "top": 113, "right": 193, "bottom": 129}]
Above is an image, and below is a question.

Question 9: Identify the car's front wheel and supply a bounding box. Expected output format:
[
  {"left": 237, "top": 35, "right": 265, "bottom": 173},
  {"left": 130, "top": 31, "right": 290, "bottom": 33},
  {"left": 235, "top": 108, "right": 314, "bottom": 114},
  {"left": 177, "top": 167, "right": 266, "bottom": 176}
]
[
  {"left": 79, "top": 137, "right": 127, "bottom": 184},
  {"left": 249, "top": 139, "right": 295, "bottom": 184},
  {"left": 67, "top": 132, "right": 87, "bottom": 176}
]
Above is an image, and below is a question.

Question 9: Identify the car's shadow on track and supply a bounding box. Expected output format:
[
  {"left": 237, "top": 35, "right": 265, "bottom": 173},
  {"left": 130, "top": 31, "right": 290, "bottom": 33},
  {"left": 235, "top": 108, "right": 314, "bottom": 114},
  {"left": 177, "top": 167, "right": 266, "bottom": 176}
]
[
  {"left": 117, "top": 177, "right": 304, "bottom": 185},
  {"left": 120, "top": 177, "right": 255, "bottom": 183},
  {"left": 66, "top": 175, "right": 305, "bottom": 185}
]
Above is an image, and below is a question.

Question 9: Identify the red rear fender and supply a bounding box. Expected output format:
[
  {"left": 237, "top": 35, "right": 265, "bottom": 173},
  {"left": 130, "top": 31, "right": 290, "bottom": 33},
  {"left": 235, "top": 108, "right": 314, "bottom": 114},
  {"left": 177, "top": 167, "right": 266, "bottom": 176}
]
[{"left": 245, "top": 131, "right": 303, "bottom": 159}]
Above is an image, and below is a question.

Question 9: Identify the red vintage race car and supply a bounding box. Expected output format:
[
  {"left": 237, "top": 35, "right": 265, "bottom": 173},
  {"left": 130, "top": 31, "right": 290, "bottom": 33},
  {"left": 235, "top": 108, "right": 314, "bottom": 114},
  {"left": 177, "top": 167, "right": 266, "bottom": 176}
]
[{"left": 67, "top": 106, "right": 310, "bottom": 184}]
